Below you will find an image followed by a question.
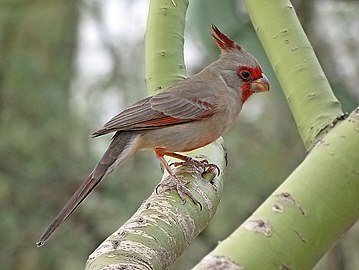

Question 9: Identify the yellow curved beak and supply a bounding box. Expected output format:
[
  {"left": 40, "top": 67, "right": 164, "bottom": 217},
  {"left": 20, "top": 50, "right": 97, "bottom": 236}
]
[{"left": 251, "top": 74, "right": 270, "bottom": 93}]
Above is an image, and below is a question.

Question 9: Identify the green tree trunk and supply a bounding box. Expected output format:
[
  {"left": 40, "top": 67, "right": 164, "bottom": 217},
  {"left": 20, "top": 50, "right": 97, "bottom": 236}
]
[{"left": 192, "top": 1, "right": 359, "bottom": 269}]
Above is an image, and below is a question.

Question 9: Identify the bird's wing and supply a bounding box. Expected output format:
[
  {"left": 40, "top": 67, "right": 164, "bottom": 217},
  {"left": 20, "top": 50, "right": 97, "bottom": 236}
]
[{"left": 91, "top": 88, "right": 216, "bottom": 137}]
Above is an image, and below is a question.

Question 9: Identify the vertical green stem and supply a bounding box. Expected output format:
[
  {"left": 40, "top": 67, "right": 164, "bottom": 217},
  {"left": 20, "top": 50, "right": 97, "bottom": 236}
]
[{"left": 145, "top": 0, "right": 188, "bottom": 95}]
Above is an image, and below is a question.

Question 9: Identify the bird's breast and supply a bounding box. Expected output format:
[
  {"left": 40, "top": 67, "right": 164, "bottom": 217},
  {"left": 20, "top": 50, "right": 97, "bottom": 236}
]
[{"left": 138, "top": 116, "right": 228, "bottom": 153}]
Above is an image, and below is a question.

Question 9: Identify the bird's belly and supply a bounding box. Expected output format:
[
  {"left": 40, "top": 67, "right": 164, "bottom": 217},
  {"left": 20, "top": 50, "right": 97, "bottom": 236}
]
[{"left": 139, "top": 120, "right": 224, "bottom": 153}]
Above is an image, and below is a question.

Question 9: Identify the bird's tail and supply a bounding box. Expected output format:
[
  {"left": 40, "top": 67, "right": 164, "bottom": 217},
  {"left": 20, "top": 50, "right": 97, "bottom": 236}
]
[{"left": 37, "top": 131, "right": 140, "bottom": 247}]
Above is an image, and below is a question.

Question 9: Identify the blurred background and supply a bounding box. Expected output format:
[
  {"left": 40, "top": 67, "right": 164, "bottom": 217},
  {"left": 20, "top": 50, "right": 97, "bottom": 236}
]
[{"left": 0, "top": 0, "right": 358, "bottom": 269}]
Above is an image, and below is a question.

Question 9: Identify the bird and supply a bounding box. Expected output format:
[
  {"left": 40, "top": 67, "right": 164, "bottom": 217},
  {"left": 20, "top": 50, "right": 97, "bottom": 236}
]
[{"left": 37, "top": 24, "right": 269, "bottom": 247}]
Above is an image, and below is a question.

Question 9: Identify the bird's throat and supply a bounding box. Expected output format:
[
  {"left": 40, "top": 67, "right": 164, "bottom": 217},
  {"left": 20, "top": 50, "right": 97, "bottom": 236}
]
[{"left": 240, "top": 84, "right": 253, "bottom": 102}]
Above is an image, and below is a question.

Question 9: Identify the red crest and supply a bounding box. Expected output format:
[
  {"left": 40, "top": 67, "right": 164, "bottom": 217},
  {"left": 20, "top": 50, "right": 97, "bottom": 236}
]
[{"left": 211, "top": 24, "right": 241, "bottom": 52}]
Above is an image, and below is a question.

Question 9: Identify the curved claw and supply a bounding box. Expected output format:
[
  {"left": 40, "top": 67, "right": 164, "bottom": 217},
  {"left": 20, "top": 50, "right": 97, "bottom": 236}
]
[
  {"left": 197, "top": 201, "right": 203, "bottom": 211},
  {"left": 169, "top": 161, "right": 183, "bottom": 168},
  {"left": 203, "top": 163, "right": 220, "bottom": 176},
  {"left": 155, "top": 183, "right": 161, "bottom": 195}
]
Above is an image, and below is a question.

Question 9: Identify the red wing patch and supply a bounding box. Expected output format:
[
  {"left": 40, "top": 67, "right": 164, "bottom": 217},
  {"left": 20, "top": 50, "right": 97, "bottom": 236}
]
[
  {"left": 91, "top": 93, "right": 215, "bottom": 137},
  {"left": 130, "top": 115, "right": 182, "bottom": 128}
]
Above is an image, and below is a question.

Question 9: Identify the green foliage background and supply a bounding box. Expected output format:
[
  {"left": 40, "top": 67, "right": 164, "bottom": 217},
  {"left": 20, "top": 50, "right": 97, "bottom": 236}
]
[{"left": 0, "top": 0, "right": 358, "bottom": 269}]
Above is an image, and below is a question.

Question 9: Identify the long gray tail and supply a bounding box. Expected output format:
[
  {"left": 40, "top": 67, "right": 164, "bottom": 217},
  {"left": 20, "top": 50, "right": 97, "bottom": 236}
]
[{"left": 37, "top": 131, "right": 139, "bottom": 247}]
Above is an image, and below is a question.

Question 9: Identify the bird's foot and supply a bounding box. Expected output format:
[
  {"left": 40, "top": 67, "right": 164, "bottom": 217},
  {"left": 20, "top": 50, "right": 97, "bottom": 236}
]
[
  {"left": 171, "top": 158, "right": 220, "bottom": 177},
  {"left": 156, "top": 175, "right": 200, "bottom": 207}
]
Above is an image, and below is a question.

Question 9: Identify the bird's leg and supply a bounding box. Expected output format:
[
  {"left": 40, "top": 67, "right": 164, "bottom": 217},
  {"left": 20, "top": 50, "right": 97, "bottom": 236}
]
[{"left": 154, "top": 149, "right": 199, "bottom": 205}]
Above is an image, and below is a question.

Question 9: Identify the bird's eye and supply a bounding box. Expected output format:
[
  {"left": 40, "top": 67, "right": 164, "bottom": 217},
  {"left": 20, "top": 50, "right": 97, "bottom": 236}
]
[{"left": 239, "top": 70, "right": 251, "bottom": 80}]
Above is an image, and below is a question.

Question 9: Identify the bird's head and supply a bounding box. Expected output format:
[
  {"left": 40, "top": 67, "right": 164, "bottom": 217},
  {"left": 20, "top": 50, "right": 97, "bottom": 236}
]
[{"left": 211, "top": 24, "right": 269, "bottom": 102}]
